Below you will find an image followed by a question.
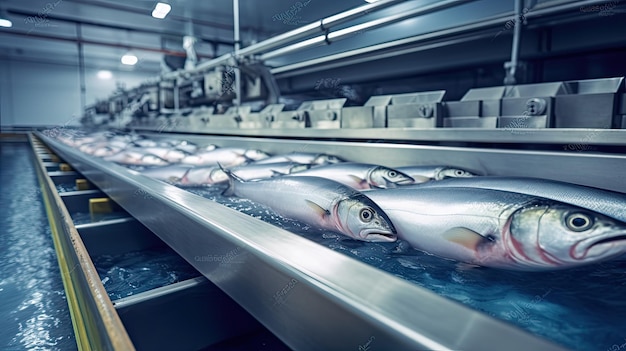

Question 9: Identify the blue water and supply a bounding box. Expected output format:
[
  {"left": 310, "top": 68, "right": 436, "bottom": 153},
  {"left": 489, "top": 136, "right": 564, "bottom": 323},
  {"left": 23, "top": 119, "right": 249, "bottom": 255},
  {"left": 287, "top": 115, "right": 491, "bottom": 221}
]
[
  {"left": 183, "top": 184, "right": 626, "bottom": 351},
  {"left": 0, "top": 143, "right": 77, "bottom": 351},
  {"left": 54, "top": 183, "right": 77, "bottom": 193},
  {"left": 93, "top": 248, "right": 201, "bottom": 301}
]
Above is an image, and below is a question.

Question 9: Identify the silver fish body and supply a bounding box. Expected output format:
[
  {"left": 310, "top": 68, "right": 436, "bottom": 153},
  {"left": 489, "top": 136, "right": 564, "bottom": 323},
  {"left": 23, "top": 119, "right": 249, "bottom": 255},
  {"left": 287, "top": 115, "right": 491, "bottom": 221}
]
[
  {"left": 288, "top": 163, "right": 414, "bottom": 189},
  {"left": 367, "top": 187, "right": 626, "bottom": 271},
  {"left": 404, "top": 176, "right": 626, "bottom": 224},
  {"left": 104, "top": 151, "right": 169, "bottom": 166},
  {"left": 396, "top": 166, "right": 476, "bottom": 182},
  {"left": 253, "top": 152, "right": 344, "bottom": 165},
  {"left": 180, "top": 148, "right": 269, "bottom": 166},
  {"left": 92, "top": 146, "right": 123, "bottom": 157},
  {"left": 132, "top": 139, "right": 159, "bottom": 148},
  {"left": 223, "top": 173, "right": 397, "bottom": 242},
  {"left": 141, "top": 165, "right": 195, "bottom": 183},
  {"left": 229, "top": 162, "right": 312, "bottom": 181},
  {"left": 135, "top": 147, "right": 191, "bottom": 163}
]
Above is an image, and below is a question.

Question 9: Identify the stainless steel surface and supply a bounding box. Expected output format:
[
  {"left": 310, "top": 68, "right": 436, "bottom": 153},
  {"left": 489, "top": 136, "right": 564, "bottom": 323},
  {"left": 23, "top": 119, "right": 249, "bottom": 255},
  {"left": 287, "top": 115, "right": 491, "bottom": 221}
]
[
  {"left": 166, "top": 0, "right": 406, "bottom": 79},
  {"left": 134, "top": 126, "right": 626, "bottom": 146},
  {"left": 555, "top": 77, "right": 624, "bottom": 128},
  {"left": 260, "top": 0, "right": 474, "bottom": 61},
  {"left": 38, "top": 132, "right": 568, "bottom": 351},
  {"left": 59, "top": 189, "right": 106, "bottom": 213},
  {"left": 114, "top": 276, "right": 263, "bottom": 351},
  {"left": 76, "top": 218, "right": 165, "bottom": 256},
  {"left": 271, "top": 0, "right": 613, "bottom": 77}
]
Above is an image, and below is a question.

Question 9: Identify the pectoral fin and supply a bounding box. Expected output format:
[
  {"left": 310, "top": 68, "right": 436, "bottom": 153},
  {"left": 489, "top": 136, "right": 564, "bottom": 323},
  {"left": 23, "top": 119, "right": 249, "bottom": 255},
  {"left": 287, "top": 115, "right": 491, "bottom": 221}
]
[
  {"left": 306, "top": 200, "right": 330, "bottom": 218},
  {"left": 348, "top": 174, "right": 366, "bottom": 186},
  {"left": 442, "top": 228, "right": 487, "bottom": 250}
]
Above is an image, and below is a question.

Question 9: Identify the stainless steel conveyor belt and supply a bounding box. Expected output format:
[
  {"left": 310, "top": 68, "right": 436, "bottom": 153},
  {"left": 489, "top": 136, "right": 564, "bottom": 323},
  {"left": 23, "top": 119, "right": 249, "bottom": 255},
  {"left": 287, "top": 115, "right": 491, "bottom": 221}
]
[{"left": 34, "top": 131, "right": 571, "bottom": 351}]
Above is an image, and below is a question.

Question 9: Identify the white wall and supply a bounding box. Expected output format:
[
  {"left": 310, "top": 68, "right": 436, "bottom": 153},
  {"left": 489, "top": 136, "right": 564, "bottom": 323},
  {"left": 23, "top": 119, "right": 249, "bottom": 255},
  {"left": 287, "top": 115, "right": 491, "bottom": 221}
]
[{"left": 0, "top": 59, "right": 156, "bottom": 128}]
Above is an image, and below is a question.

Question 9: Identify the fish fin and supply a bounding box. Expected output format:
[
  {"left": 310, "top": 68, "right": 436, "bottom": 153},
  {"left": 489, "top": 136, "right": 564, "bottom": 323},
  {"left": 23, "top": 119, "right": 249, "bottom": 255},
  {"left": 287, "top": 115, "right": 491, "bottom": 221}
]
[
  {"left": 305, "top": 200, "right": 330, "bottom": 218},
  {"left": 219, "top": 163, "right": 244, "bottom": 196},
  {"left": 271, "top": 169, "right": 288, "bottom": 177},
  {"left": 442, "top": 227, "right": 487, "bottom": 250},
  {"left": 348, "top": 174, "right": 366, "bottom": 185}
]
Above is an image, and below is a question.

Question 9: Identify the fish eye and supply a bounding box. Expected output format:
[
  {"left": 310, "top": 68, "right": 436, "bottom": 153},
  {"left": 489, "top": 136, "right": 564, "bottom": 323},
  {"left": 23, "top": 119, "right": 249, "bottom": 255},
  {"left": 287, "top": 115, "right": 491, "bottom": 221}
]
[
  {"left": 565, "top": 213, "right": 594, "bottom": 232},
  {"left": 359, "top": 208, "right": 374, "bottom": 222},
  {"left": 388, "top": 170, "right": 397, "bottom": 177},
  {"left": 455, "top": 170, "right": 465, "bottom": 176}
]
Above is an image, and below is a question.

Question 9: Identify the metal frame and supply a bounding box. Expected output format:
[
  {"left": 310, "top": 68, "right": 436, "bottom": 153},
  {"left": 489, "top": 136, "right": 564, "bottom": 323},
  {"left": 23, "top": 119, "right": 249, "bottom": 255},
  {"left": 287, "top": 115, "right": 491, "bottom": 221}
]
[
  {"left": 29, "top": 134, "right": 135, "bottom": 351},
  {"left": 36, "top": 131, "right": 569, "bottom": 351}
]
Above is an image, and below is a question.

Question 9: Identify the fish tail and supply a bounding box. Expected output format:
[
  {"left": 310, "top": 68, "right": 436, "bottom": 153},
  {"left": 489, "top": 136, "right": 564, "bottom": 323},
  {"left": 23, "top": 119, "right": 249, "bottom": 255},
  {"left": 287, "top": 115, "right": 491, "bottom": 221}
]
[{"left": 219, "top": 163, "right": 243, "bottom": 196}]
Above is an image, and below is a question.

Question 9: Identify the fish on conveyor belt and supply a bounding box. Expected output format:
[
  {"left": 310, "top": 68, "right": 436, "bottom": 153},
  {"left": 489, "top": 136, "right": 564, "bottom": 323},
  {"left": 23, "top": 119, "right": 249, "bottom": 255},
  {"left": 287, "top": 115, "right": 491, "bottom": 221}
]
[
  {"left": 286, "top": 163, "right": 414, "bottom": 190},
  {"left": 180, "top": 148, "right": 270, "bottom": 167},
  {"left": 156, "top": 140, "right": 210, "bottom": 154},
  {"left": 229, "top": 162, "right": 313, "bottom": 181},
  {"left": 104, "top": 151, "right": 169, "bottom": 166},
  {"left": 142, "top": 162, "right": 312, "bottom": 186},
  {"left": 402, "top": 176, "right": 626, "bottom": 224},
  {"left": 221, "top": 168, "right": 397, "bottom": 242},
  {"left": 92, "top": 146, "right": 124, "bottom": 157},
  {"left": 253, "top": 152, "right": 344, "bottom": 165},
  {"left": 140, "top": 165, "right": 195, "bottom": 183},
  {"left": 366, "top": 187, "right": 626, "bottom": 271},
  {"left": 395, "top": 165, "right": 477, "bottom": 182},
  {"left": 130, "top": 147, "right": 191, "bottom": 163},
  {"left": 131, "top": 139, "right": 159, "bottom": 148}
]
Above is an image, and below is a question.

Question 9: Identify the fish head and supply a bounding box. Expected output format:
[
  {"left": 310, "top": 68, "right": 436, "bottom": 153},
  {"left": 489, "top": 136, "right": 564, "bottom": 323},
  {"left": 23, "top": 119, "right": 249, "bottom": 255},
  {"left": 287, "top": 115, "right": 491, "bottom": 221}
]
[
  {"left": 313, "top": 154, "right": 343, "bottom": 165},
  {"left": 244, "top": 149, "right": 270, "bottom": 161},
  {"left": 506, "top": 204, "right": 626, "bottom": 269},
  {"left": 436, "top": 168, "right": 476, "bottom": 180},
  {"left": 368, "top": 166, "right": 415, "bottom": 188},
  {"left": 336, "top": 197, "right": 397, "bottom": 242}
]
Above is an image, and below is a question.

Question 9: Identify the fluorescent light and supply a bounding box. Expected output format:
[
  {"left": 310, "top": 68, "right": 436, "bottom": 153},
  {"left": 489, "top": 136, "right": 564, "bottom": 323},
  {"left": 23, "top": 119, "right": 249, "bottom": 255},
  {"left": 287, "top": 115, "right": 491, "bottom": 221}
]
[
  {"left": 121, "top": 52, "right": 138, "bottom": 65},
  {"left": 0, "top": 18, "right": 12, "bottom": 28},
  {"left": 97, "top": 70, "right": 113, "bottom": 79},
  {"left": 152, "top": 2, "right": 171, "bottom": 19}
]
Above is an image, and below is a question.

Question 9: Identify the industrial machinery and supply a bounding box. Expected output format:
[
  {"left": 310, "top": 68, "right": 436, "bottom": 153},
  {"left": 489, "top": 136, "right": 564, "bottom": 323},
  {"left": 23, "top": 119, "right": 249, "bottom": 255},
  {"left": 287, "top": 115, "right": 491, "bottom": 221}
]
[{"left": 20, "top": 0, "right": 626, "bottom": 350}]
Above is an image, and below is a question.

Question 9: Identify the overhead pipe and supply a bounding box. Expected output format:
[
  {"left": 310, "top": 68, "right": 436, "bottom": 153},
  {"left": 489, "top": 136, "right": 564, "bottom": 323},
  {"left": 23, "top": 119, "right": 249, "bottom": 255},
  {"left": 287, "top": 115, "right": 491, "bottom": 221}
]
[
  {"left": 270, "top": 0, "right": 614, "bottom": 77},
  {"left": 165, "top": 0, "right": 407, "bottom": 79},
  {"left": 504, "top": 0, "right": 524, "bottom": 85},
  {"left": 233, "top": 0, "right": 241, "bottom": 106},
  {"left": 77, "top": 24, "right": 87, "bottom": 112},
  {"left": 260, "top": 0, "right": 475, "bottom": 61}
]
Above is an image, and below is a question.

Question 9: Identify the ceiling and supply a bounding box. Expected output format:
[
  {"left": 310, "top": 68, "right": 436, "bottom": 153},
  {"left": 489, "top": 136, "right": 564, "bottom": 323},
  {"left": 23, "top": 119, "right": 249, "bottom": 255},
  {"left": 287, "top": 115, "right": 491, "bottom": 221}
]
[{"left": 0, "top": 0, "right": 369, "bottom": 72}]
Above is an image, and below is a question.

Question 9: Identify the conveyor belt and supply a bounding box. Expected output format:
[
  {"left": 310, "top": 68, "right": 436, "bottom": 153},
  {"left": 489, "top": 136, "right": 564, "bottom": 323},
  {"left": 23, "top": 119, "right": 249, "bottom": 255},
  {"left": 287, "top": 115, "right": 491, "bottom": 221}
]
[
  {"left": 28, "top": 134, "right": 291, "bottom": 351},
  {"left": 34, "top": 131, "right": 570, "bottom": 351}
]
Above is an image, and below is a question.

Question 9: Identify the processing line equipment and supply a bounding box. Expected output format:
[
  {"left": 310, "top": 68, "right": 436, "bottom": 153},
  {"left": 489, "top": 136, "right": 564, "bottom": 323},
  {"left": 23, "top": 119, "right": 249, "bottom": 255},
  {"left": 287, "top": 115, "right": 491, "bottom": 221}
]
[{"left": 31, "top": 109, "right": 626, "bottom": 349}]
